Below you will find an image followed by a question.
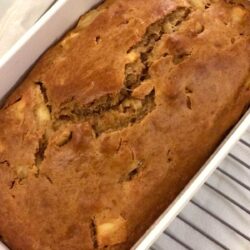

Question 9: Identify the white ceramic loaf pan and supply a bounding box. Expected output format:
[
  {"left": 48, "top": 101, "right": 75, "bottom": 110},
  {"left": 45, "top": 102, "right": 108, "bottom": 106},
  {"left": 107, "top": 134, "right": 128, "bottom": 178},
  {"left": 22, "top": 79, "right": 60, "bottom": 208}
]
[{"left": 0, "top": 1, "right": 249, "bottom": 250}]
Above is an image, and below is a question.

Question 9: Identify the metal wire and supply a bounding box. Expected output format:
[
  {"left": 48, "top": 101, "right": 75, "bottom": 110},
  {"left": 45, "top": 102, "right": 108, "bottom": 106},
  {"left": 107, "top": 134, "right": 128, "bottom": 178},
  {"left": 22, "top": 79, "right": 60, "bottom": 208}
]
[
  {"left": 190, "top": 200, "right": 250, "bottom": 242},
  {"left": 204, "top": 182, "right": 250, "bottom": 214},
  {"left": 164, "top": 231, "right": 194, "bottom": 250},
  {"left": 217, "top": 167, "right": 250, "bottom": 192},
  {"left": 239, "top": 139, "right": 250, "bottom": 148},
  {"left": 228, "top": 153, "right": 250, "bottom": 170},
  {"left": 150, "top": 246, "right": 157, "bottom": 250},
  {"left": 177, "top": 215, "right": 229, "bottom": 250}
]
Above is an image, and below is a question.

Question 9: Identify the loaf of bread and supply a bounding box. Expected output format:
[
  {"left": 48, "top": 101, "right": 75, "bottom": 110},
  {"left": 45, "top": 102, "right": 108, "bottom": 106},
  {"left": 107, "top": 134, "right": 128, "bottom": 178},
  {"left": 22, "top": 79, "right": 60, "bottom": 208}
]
[{"left": 0, "top": 0, "right": 249, "bottom": 249}]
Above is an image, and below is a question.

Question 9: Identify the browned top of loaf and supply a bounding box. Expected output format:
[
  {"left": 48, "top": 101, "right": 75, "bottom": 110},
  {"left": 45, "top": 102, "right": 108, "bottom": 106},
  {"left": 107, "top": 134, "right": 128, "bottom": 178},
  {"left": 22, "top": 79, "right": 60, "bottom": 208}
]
[{"left": 0, "top": 0, "right": 250, "bottom": 249}]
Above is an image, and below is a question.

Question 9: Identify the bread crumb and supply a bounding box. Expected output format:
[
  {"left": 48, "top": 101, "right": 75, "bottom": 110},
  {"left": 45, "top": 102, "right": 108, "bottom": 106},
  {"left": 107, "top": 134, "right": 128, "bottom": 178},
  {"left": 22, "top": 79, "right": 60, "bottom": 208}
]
[
  {"left": 132, "top": 81, "right": 154, "bottom": 100},
  {"left": 16, "top": 166, "right": 28, "bottom": 179},
  {"left": 231, "top": 7, "right": 246, "bottom": 24},
  {"left": 55, "top": 129, "right": 72, "bottom": 146},
  {"left": 96, "top": 216, "right": 127, "bottom": 247},
  {"left": 192, "top": 22, "right": 204, "bottom": 34},
  {"left": 78, "top": 9, "right": 104, "bottom": 29},
  {"left": 35, "top": 104, "right": 50, "bottom": 123},
  {"left": 61, "top": 32, "right": 80, "bottom": 49},
  {"left": 127, "top": 51, "right": 139, "bottom": 63},
  {"left": 189, "top": 0, "right": 205, "bottom": 9}
]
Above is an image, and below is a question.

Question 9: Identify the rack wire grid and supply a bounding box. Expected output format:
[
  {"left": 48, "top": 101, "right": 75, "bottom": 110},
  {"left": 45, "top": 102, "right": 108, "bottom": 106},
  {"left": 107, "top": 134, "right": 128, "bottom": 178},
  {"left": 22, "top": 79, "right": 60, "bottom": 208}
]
[{"left": 150, "top": 127, "right": 250, "bottom": 250}]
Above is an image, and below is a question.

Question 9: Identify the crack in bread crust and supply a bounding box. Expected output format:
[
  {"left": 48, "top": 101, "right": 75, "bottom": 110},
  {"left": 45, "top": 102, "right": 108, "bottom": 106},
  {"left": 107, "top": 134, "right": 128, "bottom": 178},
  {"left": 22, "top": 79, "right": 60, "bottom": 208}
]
[
  {"left": 53, "top": 7, "right": 191, "bottom": 136},
  {"left": 35, "top": 82, "right": 52, "bottom": 113},
  {"left": 90, "top": 219, "right": 98, "bottom": 249},
  {"left": 34, "top": 134, "right": 48, "bottom": 172}
]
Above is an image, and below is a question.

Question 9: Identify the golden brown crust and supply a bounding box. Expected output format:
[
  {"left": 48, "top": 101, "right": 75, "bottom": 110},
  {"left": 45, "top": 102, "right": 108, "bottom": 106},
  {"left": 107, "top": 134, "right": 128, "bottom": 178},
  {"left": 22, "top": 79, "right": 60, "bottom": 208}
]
[{"left": 0, "top": 0, "right": 250, "bottom": 249}]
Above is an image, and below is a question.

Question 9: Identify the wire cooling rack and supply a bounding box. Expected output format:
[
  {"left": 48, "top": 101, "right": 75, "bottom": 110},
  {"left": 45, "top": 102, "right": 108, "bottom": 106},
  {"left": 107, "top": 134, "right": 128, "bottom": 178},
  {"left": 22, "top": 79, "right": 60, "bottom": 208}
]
[{"left": 150, "top": 128, "right": 250, "bottom": 250}]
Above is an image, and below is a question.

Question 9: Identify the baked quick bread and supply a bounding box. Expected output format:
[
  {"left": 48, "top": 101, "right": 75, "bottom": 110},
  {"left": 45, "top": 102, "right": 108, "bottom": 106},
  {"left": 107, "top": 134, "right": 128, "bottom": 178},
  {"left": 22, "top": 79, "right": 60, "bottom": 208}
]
[{"left": 0, "top": 0, "right": 249, "bottom": 249}]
